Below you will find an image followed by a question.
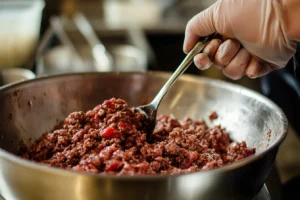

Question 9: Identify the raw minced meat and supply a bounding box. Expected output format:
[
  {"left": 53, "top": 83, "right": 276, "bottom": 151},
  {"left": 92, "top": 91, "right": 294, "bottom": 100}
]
[{"left": 21, "top": 98, "right": 255, "bottom": 175}]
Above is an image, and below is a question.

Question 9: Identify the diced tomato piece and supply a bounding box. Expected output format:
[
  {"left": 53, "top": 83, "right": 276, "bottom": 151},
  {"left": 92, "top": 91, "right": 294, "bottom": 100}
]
[{"left": 101, "top": 127, "right": 121, "bottom": 138}]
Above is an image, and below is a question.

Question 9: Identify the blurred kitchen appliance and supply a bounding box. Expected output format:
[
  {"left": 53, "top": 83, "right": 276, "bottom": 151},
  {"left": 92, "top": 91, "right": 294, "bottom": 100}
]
[
  {"left": 73, "top": 13, "right": 113, "bottom": 72},
  {"left": 0, "top": 0, "right": 44, "bottom": 69},
  {"left": 36, "top": 15, "right": 150, "bottom": 76}
]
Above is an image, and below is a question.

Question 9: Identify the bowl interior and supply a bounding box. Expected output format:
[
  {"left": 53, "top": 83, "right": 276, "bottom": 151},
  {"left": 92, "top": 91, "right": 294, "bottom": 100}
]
[{"left": 0, "top": 72, "right": 287, "bottom": 156}]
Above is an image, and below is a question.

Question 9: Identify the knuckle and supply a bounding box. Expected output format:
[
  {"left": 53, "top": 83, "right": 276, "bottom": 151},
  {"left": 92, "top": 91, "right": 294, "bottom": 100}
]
[
  {"left": 186, "top": 16, "right": 201, "bottom": 36},
  {"left": 215, "top": 53, "right": 231, "bottom": 65}
]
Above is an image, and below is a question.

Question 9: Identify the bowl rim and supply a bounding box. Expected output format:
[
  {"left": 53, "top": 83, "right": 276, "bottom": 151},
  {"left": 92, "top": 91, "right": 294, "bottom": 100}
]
[{"left": 0, "top": 71, "right": 288, "bottom": 180}]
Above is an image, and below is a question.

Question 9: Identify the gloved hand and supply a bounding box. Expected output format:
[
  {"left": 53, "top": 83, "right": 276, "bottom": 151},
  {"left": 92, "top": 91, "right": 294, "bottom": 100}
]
[{"left": 184, "top": 0, "right": 300, "bottom": 80}]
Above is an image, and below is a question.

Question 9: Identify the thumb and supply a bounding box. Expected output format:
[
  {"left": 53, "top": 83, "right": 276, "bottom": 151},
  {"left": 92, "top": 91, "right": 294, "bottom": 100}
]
[{"left": 183, "top": 2, "right": 219, "bottom": 54}]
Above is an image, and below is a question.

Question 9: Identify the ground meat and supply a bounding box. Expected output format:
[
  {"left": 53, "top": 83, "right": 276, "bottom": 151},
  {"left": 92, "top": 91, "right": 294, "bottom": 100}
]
[
  {"left": 209, "top": 111, "right": 218, "bottom": 121},
  {"left": 21, "top": 98, "right": 255, "bottom": 175}
]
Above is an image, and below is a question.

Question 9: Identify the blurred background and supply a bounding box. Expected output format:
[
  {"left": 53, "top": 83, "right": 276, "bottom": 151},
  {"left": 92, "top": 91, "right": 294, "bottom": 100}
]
[
  {"left": 0, "top": 0, "right": 299, "bottom": 199},
  {"left": 1, "top": 0, "right": 240, "bottom": 84}
]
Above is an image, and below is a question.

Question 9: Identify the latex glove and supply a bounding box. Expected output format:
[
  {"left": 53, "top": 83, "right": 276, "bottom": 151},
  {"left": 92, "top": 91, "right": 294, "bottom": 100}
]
[{"left": 184, "top": 0, "right": 300, "bottom": 80}]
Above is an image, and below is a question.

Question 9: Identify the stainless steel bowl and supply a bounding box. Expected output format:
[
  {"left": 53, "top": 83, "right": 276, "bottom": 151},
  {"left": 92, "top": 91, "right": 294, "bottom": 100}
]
[{"left": 0, "top": 72, "right": 287, "bottom": 200}]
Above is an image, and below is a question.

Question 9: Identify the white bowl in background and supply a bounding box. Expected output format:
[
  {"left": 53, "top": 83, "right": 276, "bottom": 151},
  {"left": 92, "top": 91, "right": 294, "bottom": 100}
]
[
  {"left": 0, "top": 68, "right": 36, "bottom": 86},
  {"left": 0, "top": 0, "right": 45, "bottom": 68}
]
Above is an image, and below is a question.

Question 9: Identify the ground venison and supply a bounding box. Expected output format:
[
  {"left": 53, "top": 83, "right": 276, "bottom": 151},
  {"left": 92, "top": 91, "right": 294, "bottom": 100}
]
[{"left": 21, "top": 98, "right": 255, "bottom": 175}]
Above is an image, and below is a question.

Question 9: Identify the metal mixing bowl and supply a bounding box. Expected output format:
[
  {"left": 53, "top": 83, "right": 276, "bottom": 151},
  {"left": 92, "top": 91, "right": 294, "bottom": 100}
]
[{"left": 0, "top": 72, "right": 287, "bottom": 200}]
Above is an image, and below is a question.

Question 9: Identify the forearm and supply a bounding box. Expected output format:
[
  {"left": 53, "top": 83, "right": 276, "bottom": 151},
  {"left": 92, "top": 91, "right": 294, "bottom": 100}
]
[{"left": 280, "top": 0, "right": 300, "bottom": 41}]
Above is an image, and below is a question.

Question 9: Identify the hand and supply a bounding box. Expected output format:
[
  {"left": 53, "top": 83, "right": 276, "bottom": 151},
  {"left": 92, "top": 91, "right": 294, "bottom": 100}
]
[{"left": 184, "top": 0, "right": 298, "bottom": 80}]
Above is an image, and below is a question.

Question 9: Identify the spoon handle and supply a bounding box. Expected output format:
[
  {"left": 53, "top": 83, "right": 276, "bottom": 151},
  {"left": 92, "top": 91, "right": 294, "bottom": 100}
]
[{"left": 151, "top": 33, "right": 217, "bottom": 108}]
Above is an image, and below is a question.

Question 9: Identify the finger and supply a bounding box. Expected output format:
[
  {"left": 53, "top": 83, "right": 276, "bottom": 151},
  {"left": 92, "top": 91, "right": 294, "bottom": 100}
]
[
  {"left": 194, "top": 53, "right": 213, "bottom": 70},
  {"left": 222, "top": 48, "right": 251, "bottom": 80},
  {"left": 202, "top": 39, "right": 222, "bottom": 60},
  {"left": 214, "top": 39, "right": 241, "bottom": 68},
  {"left": 245, "top": 57, "right": 278, "bottom": 79},
  {"left": 183, "top": 2, "right": 218, "bottom": 53},
  {"left": 193, "top": 39, "right": 221, "bottom": 70}
]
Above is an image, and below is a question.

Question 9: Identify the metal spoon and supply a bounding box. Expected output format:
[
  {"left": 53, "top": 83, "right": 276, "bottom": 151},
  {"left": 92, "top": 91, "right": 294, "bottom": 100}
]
[{"left": 135, "top": 33, "right": 217, "bottom": 139}]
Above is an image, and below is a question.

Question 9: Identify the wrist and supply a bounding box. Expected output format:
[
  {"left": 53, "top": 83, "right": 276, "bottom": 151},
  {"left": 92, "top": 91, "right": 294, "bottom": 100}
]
[{"left": 279, "top": 0, "right": 300, "bottom": 41}]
